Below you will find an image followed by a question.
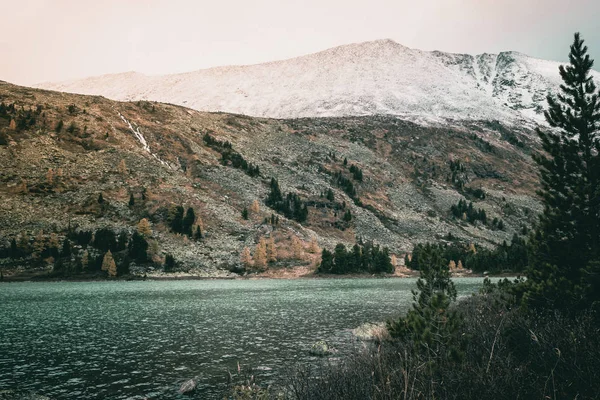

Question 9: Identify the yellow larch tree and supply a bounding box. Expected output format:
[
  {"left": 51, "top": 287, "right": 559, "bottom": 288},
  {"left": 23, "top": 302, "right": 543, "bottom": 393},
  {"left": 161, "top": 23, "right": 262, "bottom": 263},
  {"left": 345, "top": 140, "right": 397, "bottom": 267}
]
[
  {"left": 102, "top": 250, "right": 117, "bottom": 277},
  {"left": 46, "top": 169, "right": 54, "bottom": 185},
  {"left": 118, "top": 159, "right": 127, "bottom": 175},
  {"left": 254, "top": 238, "right": 268, "bottom": 270},
  {"left": 266, "top": 236, "right": 277, "bottom": 263},
  {"left": 250, "top": 200, "right": 260, "bottom": 214},
  {"left": 81, "top": 250, "right": 89, "bottom": 271},
  {"left": 137, "top": 218, "right": 152, "bottom": 237},
  {"left": 241, "top": 247, "right": 253, "bottom": 269},
  {"left": 291, "top": 236, "right": 303, "bottom": 260},
  {"left": 308, "top": 237, "right": 320, "bottom": 254}
]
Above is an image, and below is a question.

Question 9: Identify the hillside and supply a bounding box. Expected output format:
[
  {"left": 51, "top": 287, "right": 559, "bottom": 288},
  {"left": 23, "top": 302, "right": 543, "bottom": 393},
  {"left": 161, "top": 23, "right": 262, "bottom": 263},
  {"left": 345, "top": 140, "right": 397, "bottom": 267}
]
[
  {"left": 35, "top": 39, "right": 600, "bottom": 126},
  {"left": 0, "top": 82, "right": 541, "bottom": 277}
]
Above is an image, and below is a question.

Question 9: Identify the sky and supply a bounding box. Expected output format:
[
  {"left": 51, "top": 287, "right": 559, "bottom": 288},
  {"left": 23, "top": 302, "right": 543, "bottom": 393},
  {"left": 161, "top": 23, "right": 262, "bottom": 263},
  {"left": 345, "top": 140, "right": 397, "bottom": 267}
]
[{"left": 1, "top": 0, "right": 599, "bottom": 86}]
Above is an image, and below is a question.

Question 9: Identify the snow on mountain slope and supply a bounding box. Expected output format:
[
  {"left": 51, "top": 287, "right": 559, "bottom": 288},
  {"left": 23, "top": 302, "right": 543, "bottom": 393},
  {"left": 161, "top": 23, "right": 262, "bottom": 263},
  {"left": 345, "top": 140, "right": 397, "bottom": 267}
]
[{"left": 35, "top": 39, "right": 600, "bottom": 126}]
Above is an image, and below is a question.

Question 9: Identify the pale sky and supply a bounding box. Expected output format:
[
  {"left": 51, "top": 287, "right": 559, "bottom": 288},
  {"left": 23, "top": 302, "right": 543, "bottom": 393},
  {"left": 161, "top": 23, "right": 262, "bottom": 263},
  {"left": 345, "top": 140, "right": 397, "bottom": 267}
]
[{"left": 1, "top": 0, "right": 599, "bottom": 86}]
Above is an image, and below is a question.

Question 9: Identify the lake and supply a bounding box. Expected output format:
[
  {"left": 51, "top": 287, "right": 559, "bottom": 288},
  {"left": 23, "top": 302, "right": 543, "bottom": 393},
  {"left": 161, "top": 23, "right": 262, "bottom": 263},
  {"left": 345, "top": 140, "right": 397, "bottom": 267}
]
[{"left": 0, "top": 278, "right": 487, "bottom": 399}]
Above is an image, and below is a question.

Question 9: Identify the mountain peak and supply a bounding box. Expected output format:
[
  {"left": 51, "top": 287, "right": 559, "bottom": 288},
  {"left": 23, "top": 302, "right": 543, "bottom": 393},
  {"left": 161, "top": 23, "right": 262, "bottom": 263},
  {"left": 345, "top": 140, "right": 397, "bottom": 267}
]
[{"left": 33, "top": 40, "right": 600, "bottom": 126}]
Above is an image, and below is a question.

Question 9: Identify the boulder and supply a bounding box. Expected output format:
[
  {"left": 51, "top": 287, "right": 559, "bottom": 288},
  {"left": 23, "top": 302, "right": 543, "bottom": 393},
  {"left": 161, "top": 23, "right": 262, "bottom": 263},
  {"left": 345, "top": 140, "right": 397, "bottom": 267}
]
[{"left": 178, "top": 378, "right": 197, "bottom": 395}]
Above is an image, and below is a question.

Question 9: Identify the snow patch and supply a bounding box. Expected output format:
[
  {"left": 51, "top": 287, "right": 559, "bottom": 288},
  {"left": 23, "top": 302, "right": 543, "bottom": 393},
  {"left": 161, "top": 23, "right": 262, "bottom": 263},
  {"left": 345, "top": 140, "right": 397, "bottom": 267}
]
[
  {"left": 116, "top": 111, "right": 170, "bottom": 168},
  {"left": 36, "top": 39, "right": 600, "bottom": 128}
]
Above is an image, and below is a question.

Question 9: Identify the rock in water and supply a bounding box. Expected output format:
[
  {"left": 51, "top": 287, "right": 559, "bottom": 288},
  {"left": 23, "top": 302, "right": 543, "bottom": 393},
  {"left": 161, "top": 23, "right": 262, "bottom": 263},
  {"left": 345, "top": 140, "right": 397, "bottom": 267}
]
[{"left": 178, "top": 379, "right": 197, "bottom": 395}]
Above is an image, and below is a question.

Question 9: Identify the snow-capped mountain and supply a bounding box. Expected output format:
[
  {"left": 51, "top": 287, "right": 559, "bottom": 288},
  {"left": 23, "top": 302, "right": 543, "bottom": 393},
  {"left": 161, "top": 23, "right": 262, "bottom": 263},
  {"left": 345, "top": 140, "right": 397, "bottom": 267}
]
[{"left": 35, "top": 39, "right": 600, "bottom": 126}]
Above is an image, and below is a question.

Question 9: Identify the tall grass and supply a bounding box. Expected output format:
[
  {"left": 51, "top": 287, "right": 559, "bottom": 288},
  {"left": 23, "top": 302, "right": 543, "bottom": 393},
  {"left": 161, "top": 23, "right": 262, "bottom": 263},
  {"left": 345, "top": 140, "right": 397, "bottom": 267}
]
[{"left": 279, "top": 293, "right": 600, "bottom": 400}]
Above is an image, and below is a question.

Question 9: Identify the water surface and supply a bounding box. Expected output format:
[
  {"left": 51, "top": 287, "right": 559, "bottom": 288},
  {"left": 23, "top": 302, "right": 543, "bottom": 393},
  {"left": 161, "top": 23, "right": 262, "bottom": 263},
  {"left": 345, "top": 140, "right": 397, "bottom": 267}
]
[{"left": 0, "top": 278, "right": 486, "bottom": 399}]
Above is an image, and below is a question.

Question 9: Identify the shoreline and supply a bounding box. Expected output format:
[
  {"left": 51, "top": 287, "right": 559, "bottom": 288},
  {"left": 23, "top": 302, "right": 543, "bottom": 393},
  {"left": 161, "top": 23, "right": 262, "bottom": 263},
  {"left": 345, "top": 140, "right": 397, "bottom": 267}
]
[{"left": 0, "top": 268, "right": 520, "bottom": 283}]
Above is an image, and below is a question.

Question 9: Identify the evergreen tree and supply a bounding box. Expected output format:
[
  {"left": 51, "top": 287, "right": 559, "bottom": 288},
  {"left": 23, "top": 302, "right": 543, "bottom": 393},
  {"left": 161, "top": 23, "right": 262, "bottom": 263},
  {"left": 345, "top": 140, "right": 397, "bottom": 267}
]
[
  {"left": 526, "top": 33, "right": 600, "bottom": 310},
  {"left": 60, "top": 238, "right": 71, "bottom": 258},
  {"left": 129, "top": 231, "right": 148, "bottom": 262},
  {"left": 164, "top": 254, "right": 175, "bottom": 272},
  {"left": 266, "top": 178, "right": 283, "bottom": 205},
  {"left": 118, "top": 255, "right": 131, "bottom": 276},
  {"left": 93, "top": 228, "right": 117, "bottom": 252},
  {"left": 387, "top": 244, "right": 462, "bottom": 361},
  {"left": 193, "top": 225, "right": 202, "bottom": 241},
  {"left": 117, "top": 231, "right": 128, "bottom": 251},
  {"left": 326, "top": 188, "right": 335, "bottom": 202},
  {"left": 242, "top": 207, "right": 249, "bottom": 220},
  {"left": 182, "top": 208, "right": 196, "bottom": 236},
  {"left": 129, "top": 193, "right": 135, "bottom": 206},
  {"left": 318, "top": 248, "right": 334, "bottom": 273},
  {"left": 10, "top": 238, "right": 18, "bottom": 258},
  {"left": 170, "top": 206, "right": 184, "bottom": 234},
  {"left": 97, "top": 193, "right": 104, "bottom": 204},
  {"left": 343, "top": 209, "right": 352, "bottom": 222}
]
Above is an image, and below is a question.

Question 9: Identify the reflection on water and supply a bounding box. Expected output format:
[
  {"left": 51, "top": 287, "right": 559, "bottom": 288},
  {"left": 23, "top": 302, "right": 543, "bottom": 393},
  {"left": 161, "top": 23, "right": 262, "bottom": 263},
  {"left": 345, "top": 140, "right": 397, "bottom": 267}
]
[{"left": 0, "top": 278, "right": 485, "bottom": 399}]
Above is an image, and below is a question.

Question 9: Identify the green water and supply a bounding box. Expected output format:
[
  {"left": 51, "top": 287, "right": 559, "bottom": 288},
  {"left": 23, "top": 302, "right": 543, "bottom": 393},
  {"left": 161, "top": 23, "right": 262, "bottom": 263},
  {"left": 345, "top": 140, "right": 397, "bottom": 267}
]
[{"left": 0, "top": 278, "right": 486, "bottom": 399}]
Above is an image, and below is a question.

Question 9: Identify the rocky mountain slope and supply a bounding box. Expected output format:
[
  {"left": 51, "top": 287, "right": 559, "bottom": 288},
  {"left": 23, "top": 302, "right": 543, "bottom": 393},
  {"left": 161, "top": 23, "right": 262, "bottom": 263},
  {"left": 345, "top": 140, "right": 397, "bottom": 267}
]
[
  {"left": 0, "top": 82, "right": 541, "bottom": 276},
  {"left": 35, "top": 39, "right": 599, "bottom": 127}
]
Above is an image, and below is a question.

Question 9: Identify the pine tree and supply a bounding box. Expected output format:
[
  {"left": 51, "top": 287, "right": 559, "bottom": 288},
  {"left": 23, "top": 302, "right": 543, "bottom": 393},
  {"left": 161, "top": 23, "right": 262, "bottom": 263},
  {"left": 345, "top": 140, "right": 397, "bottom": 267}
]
[
  {"left": 61, "top": 238, "right": 71, "bottom": 258},
  {"left": 326, "top": 188, "right": 335, "bottom": 202},
  {"left": 129, "top": 232, "right": 148, "bottom": 262},
  {"left": 526, "top": 33, "right": 600, "bottom": 310},
  {"left": 387, "top": 244, "right": 462, "bottom": 361},
  {"left": 318, "top": 248, "right": 334, "bottom": 273},
  {"left": 118, "top": 255, "right": 131, "bottom": 276},
  {"left": 164, "top": 254, "right": 175, "bottom": 272},
  {"left": 343, "top": 209, "right": 352, "bottom": 222},
  {"left": 170, "top": 206, "right": 184, "bottom": 233},
  {"left": 241, "top": 207, "right": 249, "bottom": 220},
  {"left": 182, "top": 207, "right": 196, "bottom": 236},
  {"left": 10, "top": 238, "right": 18, "bottom": 258},
  {"left": 98, "top": 193, "right": 104, "bottom": 204},
  {"left": 129, "top": 193, "right": 135, "bottom": 206},
  {"left": 193, "top": 225, "right": 202, "bottom": 241}
]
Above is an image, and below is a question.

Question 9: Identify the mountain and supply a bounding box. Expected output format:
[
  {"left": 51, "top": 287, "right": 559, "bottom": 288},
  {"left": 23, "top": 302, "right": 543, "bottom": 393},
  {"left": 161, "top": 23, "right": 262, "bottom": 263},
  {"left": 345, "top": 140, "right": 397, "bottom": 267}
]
[
  {"left": 35, "top": 39, "right": 600, "bottom": 126},
  {"left": 0, "top": 82, "right": 540, "bottom": 277}
]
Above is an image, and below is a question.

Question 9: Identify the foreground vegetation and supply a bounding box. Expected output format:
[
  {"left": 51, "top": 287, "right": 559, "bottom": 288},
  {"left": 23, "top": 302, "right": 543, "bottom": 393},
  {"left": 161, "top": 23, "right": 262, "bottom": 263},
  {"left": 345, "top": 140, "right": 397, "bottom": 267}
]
[{"left": 225, "top": 32, "right": 600, "bottom": 400}]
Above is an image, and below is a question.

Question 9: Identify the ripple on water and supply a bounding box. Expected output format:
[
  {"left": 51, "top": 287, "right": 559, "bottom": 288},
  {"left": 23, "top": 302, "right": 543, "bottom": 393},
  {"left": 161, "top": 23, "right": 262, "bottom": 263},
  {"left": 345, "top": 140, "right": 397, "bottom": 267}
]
[{"left": 0, "top": 277, "right": 487, "bottom": 399}]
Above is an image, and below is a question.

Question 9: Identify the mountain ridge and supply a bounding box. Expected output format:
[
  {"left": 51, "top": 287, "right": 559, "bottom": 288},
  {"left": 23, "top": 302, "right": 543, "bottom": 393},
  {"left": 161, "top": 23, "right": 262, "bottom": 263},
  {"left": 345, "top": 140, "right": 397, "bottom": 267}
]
[
  {"left": 34, "top": 39, "right": 600, "bottom": 126},
  {"left": 0, "top": 81, "right": 540, "bottom": 276}
]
